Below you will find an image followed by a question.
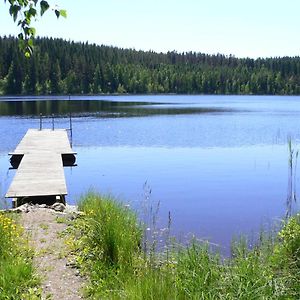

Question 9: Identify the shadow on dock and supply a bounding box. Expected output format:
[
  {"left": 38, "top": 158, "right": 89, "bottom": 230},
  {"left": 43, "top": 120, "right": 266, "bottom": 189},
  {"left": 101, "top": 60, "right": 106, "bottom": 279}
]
[
  {"left": 10, "top": 153, "right": 76, "bottom": 169},
  {"left": 13, "top": 195, "right": 66, "bottom": 207}
]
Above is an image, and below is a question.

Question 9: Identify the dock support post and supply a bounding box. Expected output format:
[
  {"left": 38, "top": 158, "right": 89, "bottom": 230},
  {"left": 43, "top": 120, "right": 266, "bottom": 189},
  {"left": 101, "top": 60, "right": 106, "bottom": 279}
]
[
  {"left": 56, "top": 195, "right": 66, "bottom": 204},
  {"left": 12, "top": 198, "right": 18, "bottom": 208},
  {"left": 52, "top": 114, "right": 55, "bottom": 130},
  {"left": 69, "top": 95, "right": 73, "bottom": 147},
  {"left": 39, "top": 113, "right": 42, "bottom": 130}
]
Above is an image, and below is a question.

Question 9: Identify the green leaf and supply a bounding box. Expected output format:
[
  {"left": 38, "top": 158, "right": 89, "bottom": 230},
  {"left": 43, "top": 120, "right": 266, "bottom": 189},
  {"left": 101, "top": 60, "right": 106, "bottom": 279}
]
[
  {"left": 59, "top": 9, "right": 67, "bottom": 18},
  {"left": 28, "top": 27, "right": 36, "bottom": 37},
  {"left": 18, "top": 39, "right": 25, "bottom": 50},
  {"left": 54, "top": 9, "right": 60, "bottom": 18},
  {"left": 28, "top": 7, "right": 37, "bottom": 17},
  {"left": 25, "top": 51, "right": 31, "bottom": 58},
  {"left": 9, "top": 4, "right": 21, "bottom": 22},
  {"left": 25, "top": 45, "right": 33, "bottom": 58},
  {"left": 40, "top": 0, "right": 50, "bottom": 16},
  {"left": 28, "top": 37, "right": 34, "bottom": 47},
  {"left": 18, "top": 33, "right": 24, "bottom": 40},
  {"left": 24, "top": 27, "right": 30, "bottom": 36}
]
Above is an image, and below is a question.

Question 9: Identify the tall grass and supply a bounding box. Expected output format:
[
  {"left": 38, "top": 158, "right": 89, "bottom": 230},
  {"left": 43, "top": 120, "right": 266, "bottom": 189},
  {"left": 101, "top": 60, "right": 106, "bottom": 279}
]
[
  {"left": 72, "top": 192, "right": 300, "bottom": 299},
  {"left": 0, "top": 213, "right": 39, "bottom": 299},
  {"left": 76, "top": 192, "right": 143, "bottom": 298},
  {"left": 287, "top": 138, "right": 298, "bottom": 219}
]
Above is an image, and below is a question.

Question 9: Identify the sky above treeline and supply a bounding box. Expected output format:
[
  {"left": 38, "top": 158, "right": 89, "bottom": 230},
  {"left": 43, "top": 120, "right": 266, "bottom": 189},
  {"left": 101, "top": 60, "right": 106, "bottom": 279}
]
[{"left": 0, "top": 0, "right": 299, "bottom": 59}]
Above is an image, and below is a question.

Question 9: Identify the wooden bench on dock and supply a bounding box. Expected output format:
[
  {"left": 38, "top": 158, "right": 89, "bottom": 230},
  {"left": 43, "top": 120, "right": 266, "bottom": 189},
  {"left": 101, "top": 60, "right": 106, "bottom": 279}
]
[{"left": 5, "top": 129, "right": 76, "bottom": 207}]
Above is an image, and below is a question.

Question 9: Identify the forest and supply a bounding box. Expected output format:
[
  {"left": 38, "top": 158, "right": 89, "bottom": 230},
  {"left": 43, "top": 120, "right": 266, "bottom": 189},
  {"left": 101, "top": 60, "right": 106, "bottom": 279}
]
[{"left": 0, "top": 36, "right": 299, "bottom": 95}]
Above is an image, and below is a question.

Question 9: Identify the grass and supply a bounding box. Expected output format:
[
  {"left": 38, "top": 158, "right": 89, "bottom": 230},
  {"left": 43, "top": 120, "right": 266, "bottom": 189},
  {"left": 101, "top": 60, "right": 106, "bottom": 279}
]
[
  {"left": 69, "top": 192, "right": 300, "bottom": 299},
  {"left": 0, "top": 212, "right": 40, "bottom": 299},
  {"left": 40, "top": 223, "right": 49, "bottom": 231},
  {"left": 1, "top": 192, "right": 296, "bottom": 299},
  {"left": 56, "top": 216, "right": 67, "bottom": 224},
  {"left": 74, "top": 192, "right": 142, "bottom": 298}
]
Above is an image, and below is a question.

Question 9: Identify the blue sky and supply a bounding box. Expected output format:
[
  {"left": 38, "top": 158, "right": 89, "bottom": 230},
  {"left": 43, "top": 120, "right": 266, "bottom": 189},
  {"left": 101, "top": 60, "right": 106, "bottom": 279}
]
[{"left": 1, "top": 0, "right": 299, "bottom": 58}]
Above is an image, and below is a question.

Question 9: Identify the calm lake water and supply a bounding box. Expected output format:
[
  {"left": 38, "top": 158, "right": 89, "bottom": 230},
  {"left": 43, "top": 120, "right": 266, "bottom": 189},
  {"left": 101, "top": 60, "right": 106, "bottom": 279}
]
[{"left": 1, "top": 95, "right": 300, "bottom": 251}]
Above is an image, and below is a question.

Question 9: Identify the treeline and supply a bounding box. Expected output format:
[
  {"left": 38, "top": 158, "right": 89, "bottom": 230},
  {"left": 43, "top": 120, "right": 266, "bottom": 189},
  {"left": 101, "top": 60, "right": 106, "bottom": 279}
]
[{"left": 0, "top": 36, "right": 300, "bottom": 95}]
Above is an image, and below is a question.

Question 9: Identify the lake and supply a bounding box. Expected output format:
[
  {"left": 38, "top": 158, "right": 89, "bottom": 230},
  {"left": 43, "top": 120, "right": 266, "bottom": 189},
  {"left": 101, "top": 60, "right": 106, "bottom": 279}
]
[{"left": 0, "top": 95, "right": 300, "bottom": 251}]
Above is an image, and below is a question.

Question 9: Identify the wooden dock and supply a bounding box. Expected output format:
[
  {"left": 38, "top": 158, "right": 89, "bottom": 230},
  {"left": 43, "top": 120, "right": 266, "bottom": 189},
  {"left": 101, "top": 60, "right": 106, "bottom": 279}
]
[{"left": 5, "top": 129, "right": 76, "bottom": 203}]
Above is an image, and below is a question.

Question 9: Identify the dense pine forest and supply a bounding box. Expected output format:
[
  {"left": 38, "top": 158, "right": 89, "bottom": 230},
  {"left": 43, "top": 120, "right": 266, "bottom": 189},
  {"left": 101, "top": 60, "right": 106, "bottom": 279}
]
[{"left": 0, "top": 36, "right": 300, "bottom": 95}]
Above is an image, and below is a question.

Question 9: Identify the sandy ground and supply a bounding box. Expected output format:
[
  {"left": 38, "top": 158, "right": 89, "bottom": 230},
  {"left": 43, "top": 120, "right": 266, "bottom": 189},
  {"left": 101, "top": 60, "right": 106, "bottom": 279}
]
[{"left": 20, "top": 207, "right": 85, "bottom": 300}]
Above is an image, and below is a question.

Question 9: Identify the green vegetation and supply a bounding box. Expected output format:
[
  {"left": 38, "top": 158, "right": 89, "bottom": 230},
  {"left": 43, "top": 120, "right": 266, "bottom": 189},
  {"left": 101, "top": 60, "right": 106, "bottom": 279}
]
[
  {"left": 4, "top": 0, "right": 65, "bottom": 57},
  {"left": 73, "top": 193, "right": 143, "bottom": 298},
  {"left": 0, "top": 212, "right": 40, "bottom": 299},
  {"left": 0, "top": 192, "right": 299, "bottom": 299},
  {"left": 70, "top": 192, "right": 300, "bottom": 299},
  {"left": 0, "top": 36, "right": 299, "bottom": 95}
]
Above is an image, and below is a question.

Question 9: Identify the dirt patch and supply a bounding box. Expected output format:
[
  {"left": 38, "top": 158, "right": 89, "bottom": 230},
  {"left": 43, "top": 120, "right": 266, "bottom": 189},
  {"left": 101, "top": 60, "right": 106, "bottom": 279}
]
[{"left": 20, "top": 207, "right": 85, "bottom": 300}]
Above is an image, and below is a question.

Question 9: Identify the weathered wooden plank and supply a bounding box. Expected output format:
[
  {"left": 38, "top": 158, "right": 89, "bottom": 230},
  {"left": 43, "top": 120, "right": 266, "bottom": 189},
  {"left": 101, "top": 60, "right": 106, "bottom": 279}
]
[
  {"left": 9, "top": 129, "right": 76, "bottom": 155},
  {"left": 5, "top": 129, "right": 74, "bottom": 199}
]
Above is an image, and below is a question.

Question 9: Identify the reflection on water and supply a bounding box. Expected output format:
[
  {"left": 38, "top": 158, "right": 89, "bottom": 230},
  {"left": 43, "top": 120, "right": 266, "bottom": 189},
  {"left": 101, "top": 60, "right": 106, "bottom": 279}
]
[
  {"left": 0, "top": 95, "right": 300, "bottom": 251},
  {"left": 0, "top": 99, "right": 232, "bottom": 117}
]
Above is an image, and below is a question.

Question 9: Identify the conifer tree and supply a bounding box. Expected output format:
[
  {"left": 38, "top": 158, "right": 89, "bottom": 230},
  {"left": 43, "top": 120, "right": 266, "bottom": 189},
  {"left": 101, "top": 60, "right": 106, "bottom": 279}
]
[{"left": 50, "top": 60, "right": 61, "bottom": 94}]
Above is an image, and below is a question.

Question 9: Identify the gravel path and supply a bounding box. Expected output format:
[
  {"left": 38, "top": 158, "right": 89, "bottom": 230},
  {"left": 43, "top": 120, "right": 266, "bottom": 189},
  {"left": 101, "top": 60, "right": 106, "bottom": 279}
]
[{"left": 20, "top": 206, "right": 84, "bottom": 300}]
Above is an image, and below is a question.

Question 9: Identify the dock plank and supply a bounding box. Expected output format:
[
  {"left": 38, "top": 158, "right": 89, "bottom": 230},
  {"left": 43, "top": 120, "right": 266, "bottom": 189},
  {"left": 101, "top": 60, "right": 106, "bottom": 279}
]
[
  {"left": 5, "top": 129, "right": 74, "bottom": 199},
  {"left": 9, "top": 129, "right": 76, "bottom": 155}
]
